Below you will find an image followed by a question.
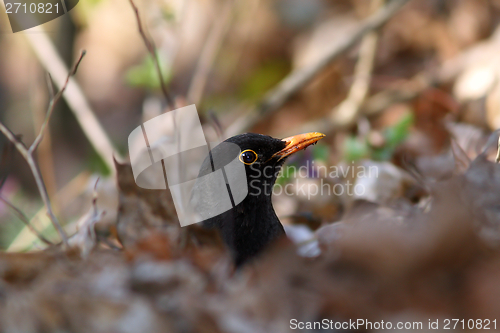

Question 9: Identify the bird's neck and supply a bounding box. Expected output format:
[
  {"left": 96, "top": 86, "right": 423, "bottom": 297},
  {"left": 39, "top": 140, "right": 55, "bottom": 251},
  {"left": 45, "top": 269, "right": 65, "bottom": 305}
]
[{"left": 220, "top": 191, "right": 285, "bottom": 266}]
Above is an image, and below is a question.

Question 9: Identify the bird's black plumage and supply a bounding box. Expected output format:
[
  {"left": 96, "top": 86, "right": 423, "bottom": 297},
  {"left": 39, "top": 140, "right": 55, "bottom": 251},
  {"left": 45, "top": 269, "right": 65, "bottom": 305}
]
[{"left": 195, "top": 132, "right": 324, "bottom": 267}]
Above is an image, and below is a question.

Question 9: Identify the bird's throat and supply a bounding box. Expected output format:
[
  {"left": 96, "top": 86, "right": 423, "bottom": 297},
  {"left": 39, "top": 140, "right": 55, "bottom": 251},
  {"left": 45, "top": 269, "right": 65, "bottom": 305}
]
[{"left": 219, "top": 191, "right": 285, "bottom": 267}]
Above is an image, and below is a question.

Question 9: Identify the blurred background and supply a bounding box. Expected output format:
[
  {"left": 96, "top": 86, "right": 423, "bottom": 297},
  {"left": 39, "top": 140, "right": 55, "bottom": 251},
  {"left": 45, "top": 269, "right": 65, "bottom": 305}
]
[{"left": 1, "top": 0, "right": 500, "bottom": 249}]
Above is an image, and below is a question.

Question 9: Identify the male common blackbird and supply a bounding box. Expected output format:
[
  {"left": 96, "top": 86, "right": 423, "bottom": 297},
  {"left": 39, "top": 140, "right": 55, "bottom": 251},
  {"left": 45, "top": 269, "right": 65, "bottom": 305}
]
[{"left": 198, "top": 132, "right": 325, "bottom": 267}]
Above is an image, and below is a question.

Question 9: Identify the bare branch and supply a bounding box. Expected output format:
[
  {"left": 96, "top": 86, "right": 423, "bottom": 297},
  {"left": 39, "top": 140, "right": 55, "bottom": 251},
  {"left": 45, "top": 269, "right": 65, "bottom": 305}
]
[
  {"left": 24, "top": 30, "right": 116, "bottom": 173},
  {"left": 496, "top": 135, "right": 500, "bottom": 163},
  {"left": 226, "top": 0, "right": 412, "bottom": 136},
  {"left": 207, "top": 109, "right": 224, "bottom": 141},
  {"left": 187, "top": 0, "right": 234, "bottom": 105},
  {"left": 0, "top": 122, "right": 69, "bottom": 246},
  {"left": 0, "top": 140, "right": 13, "bottom": 191},
  {"left": 31, "top": 50, "right": 86, "bottom": 154},
  {"left": 0, "top": 123, "right": 30, "bottom": 162},
  {"left": 128, "top": 0, "right": 176, "bottom": 109},
  {"left": 329, "top": 0, "right": 384, "bottom": 128},
  {"left": 7, "top": 171, "right": 91, "bottom": 252},
  {"left": 45, "top": 73, "right": 55, "bottom": 99},
  {"left": 0, "top": 195, "right": 53, "bottom": 246},
  {"left": 0, "top": 51, "right": 86, "bottom": 248}
]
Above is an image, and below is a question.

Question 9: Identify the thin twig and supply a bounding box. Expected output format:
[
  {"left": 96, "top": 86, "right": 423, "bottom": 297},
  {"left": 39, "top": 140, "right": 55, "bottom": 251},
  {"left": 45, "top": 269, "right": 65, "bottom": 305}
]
[
  {"left": 129, "top": 0, "right": 176, "bottom": 109},
  {"left": 0, "top": 51, "right": 86, "bottom": 247},
  {"left": 220, "top": 0, "right": 262, "bottom": 90},
  {"left": 290, "top": 72, "right": 432, "bottom": 137},
  {"left": 226, "top": 0, "right": 412, "bottom": 136},
  {"left": 45, "top": 73, "right": 55, "bottom": 99},
  {"left": 272, "top": 11, "right": 481, "bottom": 139},
  {"left": 0, "top": 131, "right": 13, "bottom": 192},
  {"left": 31, "top": 68, "right": 57, "bottom": 206},
  {"left": 7, "top": 171, "right": 91, "bottom": 252},
  {"left": 359, "top": 36, "right": 482, "bottom": 117},
  {"left": 329, "top": 0, "right": 384, "bottom": 128},
  {"left": 361, "top": 74, "right": 430, "bottom": 116},
  {"left": 207, "top": 109, "right": 224, "bottom": 141},
  {"left": 187, "top": 0, "right": 234, "bottom": 105},
  {"left": 24, "top": 30, "right": 116, "bottom": 173},
  {"left": 31, "top": 51, "right": 86, "bottom": 154},
  {"left": 496, "top": 135, "right": 500, "bottom": 163},
  {"left": 0, "top": 195, "right": 53, "bottom": 246},
  {"left": 128, "top": 0, "right": 184, "bottom": 225},
  {"left": 0, "top": 112, "right": 68, "bottom": 245}
]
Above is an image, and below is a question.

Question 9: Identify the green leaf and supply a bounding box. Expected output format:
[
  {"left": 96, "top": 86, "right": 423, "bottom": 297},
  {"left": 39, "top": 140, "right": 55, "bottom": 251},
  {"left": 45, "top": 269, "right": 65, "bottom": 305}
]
[
  {"left": 384, "top": 111, "right": 414, "bottom": 148},
  {"left": 125, "top": 53, "right": 171, "bottom": 90},
  {"left": 343, "top": 136, "right": 369, "bottom": 162},
  {"left": 370, "top": 110, "right": 414, "bottom": 161},
  {"left": 239, "top": 60, "right": 290, "bottom": 102},
  {"left": 370, "top": 147, "right": 393, "bottom": 161},
  {"left": 312, "top": 144, "right": 329, "bottom": 162}
]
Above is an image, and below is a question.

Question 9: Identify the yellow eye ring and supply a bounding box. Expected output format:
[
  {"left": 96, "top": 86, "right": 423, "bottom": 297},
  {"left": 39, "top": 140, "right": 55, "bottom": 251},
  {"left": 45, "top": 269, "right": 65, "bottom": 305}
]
[{"left": 239, "top": 149, "right": 258, "bottom": 165}]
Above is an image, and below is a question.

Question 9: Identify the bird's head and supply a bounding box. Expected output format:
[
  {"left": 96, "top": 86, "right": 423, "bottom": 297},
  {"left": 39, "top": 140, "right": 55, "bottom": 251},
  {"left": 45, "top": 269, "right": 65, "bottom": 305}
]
[
  {"left": 195, "top": 132, "right": 325, "bottom": 206},
  {"left": 223, "top": 132, "right": 326, "bottom": 197},
  {"left": 194, "top": 132, "right": 325, "bottom": 266}
]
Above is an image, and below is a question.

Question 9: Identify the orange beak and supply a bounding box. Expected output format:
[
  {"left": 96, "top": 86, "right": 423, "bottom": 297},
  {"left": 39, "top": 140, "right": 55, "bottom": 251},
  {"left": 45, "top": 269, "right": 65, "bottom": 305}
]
[{"left": 273, "top": 132, "right": 326, "bottom": 161}]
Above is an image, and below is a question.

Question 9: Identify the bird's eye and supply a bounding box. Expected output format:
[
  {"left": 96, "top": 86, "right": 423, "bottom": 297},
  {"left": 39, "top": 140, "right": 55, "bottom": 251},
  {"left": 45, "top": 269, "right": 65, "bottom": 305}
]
[{"left": 239, "top": 149, "right": 258, "bottom": 165}]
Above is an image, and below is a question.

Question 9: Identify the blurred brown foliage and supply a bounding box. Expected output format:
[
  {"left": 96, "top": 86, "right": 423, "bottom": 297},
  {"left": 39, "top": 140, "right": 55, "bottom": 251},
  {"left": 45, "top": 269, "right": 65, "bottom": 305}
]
[{"left": 2, "top": 0, "right": 500, "bottom": 331}]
